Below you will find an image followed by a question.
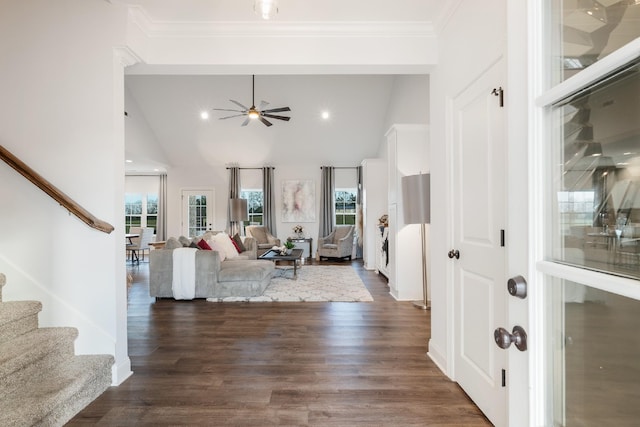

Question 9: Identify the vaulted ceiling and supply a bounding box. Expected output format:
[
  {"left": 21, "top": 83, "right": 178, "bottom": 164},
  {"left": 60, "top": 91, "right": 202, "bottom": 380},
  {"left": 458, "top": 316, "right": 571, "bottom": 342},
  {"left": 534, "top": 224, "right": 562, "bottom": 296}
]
[{"left": 120, "top": 1, "right": 448, "bottom": 172}]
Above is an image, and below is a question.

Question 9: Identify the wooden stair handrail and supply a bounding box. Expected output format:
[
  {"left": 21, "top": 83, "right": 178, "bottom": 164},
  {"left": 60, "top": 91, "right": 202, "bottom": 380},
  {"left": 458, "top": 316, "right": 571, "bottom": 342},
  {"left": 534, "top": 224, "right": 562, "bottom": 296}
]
[{"left": 0, "top": 145, "right": 114, "bottom": 234}]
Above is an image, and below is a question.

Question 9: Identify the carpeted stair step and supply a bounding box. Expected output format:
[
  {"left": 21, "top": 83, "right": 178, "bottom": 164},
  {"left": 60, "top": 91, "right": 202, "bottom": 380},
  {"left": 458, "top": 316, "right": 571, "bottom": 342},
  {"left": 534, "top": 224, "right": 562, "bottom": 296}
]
[
  {"left": 0, "top": 327, "right": 77, "bottom": 399},
  {"left": 0, "top": 300, "right": 43, "bottom": 344},
  {"left": 0, "top": 353, "right": 114, "bottom": 427}
]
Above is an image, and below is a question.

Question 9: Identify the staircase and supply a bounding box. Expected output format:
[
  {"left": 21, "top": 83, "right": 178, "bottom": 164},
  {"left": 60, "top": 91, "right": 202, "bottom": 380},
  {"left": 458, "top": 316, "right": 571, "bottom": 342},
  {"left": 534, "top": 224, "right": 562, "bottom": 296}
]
[{"left": 0, "top": 273, "right": 114, "bottom": 426}]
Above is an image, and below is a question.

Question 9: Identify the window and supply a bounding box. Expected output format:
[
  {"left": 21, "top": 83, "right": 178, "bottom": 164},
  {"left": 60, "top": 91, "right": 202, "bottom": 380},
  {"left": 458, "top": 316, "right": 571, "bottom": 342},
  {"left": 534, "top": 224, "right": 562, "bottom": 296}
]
[
  {"left": 551, "top": 60, "right": 640, "bottom": 279},
  {"left": 124, "top": 194, "right": 142, "bottom": 233},
  {"left": 124, "top": 193, "right": 158, "bottom": 233},
  {"left": 241, "top": 189, "right": 263, "bottom": 225},
  {"left": 335, "top": 188, "right": 356, "bottom": 225},
  {"left": 539, "top": 3, "right": 640, "bottom": 424}
]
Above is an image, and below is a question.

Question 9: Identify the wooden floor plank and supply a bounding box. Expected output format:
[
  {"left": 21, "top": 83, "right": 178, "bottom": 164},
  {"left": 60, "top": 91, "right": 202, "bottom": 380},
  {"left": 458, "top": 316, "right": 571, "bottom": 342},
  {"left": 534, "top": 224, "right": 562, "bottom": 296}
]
[{"left": 67, "top": 259, "right": 490, "bottom": 426}]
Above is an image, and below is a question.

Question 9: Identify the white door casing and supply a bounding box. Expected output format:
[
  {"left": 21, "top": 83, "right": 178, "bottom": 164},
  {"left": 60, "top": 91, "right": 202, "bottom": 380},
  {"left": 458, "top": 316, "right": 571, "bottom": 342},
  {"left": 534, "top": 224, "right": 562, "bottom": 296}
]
[{"left": 451, "top": 57, "right": 507, "bottom": 426}]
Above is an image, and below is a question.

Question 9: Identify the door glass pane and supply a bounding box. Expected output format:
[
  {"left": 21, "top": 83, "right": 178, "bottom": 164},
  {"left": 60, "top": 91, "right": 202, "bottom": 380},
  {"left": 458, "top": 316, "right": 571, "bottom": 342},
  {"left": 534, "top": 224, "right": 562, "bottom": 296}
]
[
  {"left": 551, "top": 60, "right": 640, "bottom": 279},
  {"left": 550, "top": 0, "right": 640, "bottom": 84},
  {"left": 188, "top": 194, "right": 208, "bottom": 237},
  {"left": 547, "top": 277, "right": 640, "bottom": 426}
]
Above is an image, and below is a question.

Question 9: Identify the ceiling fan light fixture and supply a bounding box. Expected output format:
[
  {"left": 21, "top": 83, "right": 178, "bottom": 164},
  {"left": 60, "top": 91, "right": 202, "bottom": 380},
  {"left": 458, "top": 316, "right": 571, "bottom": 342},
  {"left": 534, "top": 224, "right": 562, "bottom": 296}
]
[
  {"left": 248, "top": 109, "right": 260, "bottom": 119},
  {"left": 254, "top": 0, "right": 278, "bottom": 20}
]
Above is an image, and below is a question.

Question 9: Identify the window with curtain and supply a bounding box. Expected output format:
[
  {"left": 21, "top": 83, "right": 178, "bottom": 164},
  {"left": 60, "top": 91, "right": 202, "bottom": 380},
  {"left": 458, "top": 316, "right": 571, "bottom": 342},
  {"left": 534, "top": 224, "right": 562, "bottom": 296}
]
[
  {"left": 240, "top": 189, "right": 264, "bottom": 225},
  {"left": 335, "top": 188, "right": 357, "bottom": 225}
]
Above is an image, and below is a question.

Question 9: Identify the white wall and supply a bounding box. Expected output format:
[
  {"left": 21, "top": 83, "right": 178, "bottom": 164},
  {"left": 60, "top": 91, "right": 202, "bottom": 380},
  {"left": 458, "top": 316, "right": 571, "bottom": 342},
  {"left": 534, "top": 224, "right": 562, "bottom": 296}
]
[
  {"left": 0, "top": 0, "right": 131, "bottom": 384},
  {"left": 124, "top": 86, "right": 169, "bottom": 171}
]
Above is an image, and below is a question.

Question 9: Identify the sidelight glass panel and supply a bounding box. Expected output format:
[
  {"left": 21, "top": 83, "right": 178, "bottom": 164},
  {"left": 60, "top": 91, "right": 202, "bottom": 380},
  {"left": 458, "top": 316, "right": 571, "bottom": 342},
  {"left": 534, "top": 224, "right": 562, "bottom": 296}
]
[
  {"left": 547, "top": 277, "right": 640, "bottom": 426},
  {"left": 549, "top": 0, "right": 640, "bottom": 84},
  {"left": 551, "top": 60, "right": 640, "bottom": 279}
]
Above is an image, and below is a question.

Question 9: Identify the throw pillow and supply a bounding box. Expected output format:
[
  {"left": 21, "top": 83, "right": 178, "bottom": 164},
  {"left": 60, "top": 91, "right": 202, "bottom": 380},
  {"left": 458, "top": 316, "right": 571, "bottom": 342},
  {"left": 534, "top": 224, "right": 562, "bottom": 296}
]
[
  {"left": 232, "top": 234, "right": 246, "bottom": 253},
  {"left": 249, "top": 227, "right": 268, "bottom": 244},
  {"left": 212, "top": 232, "right": 238, "bottom": 259},
  {"left": 178, "top": 235, "right": 192, "bottom": 247},
  {"left": 197, "top": 239, "right": 212, "bottom": 250},
  {"left": 209, "top": 241, "right": 226, "bottom": 261},
  {"left": 164, "top": 237, "right": 182, "bottom": 250},
  {"left": 189, "top": 241, "right": 200, "bottom": 249}
]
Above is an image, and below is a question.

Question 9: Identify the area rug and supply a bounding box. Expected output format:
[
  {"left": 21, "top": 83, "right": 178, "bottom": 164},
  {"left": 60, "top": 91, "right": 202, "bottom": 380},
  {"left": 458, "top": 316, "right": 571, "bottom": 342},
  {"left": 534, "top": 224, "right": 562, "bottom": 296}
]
[{"left": 206, "top": 265, "right": 374, "bottom": 302}]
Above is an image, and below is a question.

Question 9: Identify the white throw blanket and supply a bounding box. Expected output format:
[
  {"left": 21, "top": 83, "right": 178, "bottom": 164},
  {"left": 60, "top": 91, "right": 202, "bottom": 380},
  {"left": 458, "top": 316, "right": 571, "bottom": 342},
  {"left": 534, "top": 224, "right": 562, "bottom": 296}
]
[{"left": 172, "top": 247, "right": 197, "bottom": 300}]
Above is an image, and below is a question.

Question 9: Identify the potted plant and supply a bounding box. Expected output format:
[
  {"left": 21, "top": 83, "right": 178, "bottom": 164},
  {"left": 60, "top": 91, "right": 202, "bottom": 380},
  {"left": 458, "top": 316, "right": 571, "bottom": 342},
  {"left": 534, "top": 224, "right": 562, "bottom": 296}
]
[{"left": 281, "top": 240, "right": 295, "bottom": 255}]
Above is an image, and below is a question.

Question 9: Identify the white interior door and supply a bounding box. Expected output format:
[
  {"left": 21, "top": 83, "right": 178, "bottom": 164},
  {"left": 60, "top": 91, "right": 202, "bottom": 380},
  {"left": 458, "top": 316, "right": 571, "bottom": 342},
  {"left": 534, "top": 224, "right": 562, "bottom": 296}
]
[
  {"left": 451, "top": 58, "right": 507, "bottom": 426},
  {"left": 182, "top": 189, "right": 214, "bottom": 237}
]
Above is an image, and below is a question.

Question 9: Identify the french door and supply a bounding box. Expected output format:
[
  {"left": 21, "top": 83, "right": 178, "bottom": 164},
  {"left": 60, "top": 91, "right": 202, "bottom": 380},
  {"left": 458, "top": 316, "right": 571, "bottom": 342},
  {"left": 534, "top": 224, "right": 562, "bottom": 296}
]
[{"left": 181, "top": 189, "right": 214, "bottom": 237}]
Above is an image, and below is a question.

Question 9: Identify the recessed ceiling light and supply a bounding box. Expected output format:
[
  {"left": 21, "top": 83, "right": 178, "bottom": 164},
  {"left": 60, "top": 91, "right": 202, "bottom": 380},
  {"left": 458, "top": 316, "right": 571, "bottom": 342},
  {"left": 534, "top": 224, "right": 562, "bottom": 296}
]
[
  {"left": 321, "top": 111, "right": 330, "bottom": 120},
  {"left": 200, "top": 111, "right": 209, "bottom": 120},
  {"left": 125, "top": 159, "right": 133, "bottom": 163}
]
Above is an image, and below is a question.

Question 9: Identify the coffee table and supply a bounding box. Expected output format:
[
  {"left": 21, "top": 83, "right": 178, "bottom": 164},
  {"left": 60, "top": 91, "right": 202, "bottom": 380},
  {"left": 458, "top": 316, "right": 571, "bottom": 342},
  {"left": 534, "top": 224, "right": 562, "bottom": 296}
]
[{"left": 259, "top": 248, "right": 304, "bottom": 278}]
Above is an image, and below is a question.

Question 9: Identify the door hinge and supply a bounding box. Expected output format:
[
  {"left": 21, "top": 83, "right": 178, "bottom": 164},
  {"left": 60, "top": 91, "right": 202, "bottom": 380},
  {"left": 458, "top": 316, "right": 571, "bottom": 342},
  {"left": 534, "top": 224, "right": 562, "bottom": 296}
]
[
  {"left": 492, "top": 87, "right": 504, "bottom": 107},
  {"left": 502, "top": 369, "right": 506, "bottom": 387},
  {"left": 500, "top": 229, "right": 505, "bottom": 247}
]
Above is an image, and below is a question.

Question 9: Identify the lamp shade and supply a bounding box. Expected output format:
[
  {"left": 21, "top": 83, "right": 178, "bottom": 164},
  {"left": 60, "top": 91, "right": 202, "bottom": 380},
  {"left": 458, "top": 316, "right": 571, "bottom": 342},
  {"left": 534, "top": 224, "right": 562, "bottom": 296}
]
[
  {"left": 401, "top": 173, "right": 431, "bottom": 225},
  {"left": 230, "top": 198, "right": 248, "bottom": 222}
]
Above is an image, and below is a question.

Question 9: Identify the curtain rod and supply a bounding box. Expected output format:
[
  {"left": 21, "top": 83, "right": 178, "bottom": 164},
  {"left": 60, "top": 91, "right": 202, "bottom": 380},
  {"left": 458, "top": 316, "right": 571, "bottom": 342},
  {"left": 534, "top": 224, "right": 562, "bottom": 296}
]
[
  {"left": 225, "top": 167, "right": 275, "bottom": 170},
  {"left": 320, "top": 166, "right": 358, "bottom": 169}
]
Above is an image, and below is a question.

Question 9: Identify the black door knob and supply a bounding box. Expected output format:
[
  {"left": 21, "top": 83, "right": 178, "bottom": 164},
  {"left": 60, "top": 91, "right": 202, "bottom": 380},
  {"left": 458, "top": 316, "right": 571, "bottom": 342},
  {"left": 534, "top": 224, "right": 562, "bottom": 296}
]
[{"left": 448, "top": 249, "right": 460, "bottom": 259}]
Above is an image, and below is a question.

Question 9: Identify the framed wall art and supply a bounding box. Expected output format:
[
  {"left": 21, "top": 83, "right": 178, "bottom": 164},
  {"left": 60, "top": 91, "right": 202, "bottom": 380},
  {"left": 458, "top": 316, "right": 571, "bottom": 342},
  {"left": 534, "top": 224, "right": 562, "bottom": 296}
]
[{"left": 282, "top": 180, "right": 315, "bottom": 222}]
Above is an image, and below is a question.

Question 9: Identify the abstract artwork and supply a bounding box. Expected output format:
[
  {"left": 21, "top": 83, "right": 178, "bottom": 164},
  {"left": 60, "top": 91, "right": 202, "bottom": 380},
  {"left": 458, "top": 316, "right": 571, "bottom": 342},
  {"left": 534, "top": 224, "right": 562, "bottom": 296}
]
[{"left": 282, "top": 180, "right": 315, "bottom": 222}]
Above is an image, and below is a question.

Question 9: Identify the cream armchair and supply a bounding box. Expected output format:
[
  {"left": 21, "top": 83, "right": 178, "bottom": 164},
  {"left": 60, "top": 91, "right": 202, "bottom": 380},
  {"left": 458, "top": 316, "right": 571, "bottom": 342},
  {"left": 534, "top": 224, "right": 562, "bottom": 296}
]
[
  {"left": 317, "top": 225, "right": 354, "bottom": 261},
  {"left": 245, "top": 225, "right": 281, "bottom": 256}
]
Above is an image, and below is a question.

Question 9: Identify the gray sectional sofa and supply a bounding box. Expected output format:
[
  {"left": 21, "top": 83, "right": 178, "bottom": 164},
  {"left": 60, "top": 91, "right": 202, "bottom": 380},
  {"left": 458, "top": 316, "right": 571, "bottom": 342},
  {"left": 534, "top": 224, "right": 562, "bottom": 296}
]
[{"left": 149, "top": 233, "right": 274, "bottom": 299}]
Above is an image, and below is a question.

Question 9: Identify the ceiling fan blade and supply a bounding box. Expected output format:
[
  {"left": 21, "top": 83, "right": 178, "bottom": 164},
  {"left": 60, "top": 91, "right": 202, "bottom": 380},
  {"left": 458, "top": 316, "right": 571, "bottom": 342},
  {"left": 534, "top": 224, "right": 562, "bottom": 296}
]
[
  {"left": 241, "top": 118, "right": 251, "bottom": 127},
  {"left": 262, "top": 113, "right": 291, "bottom": 121},
  {"left": 259, "top": 100, "right": 270, "bottom": 110},
  {"left": 262, "top": 106, "right": 291, "bottom": 113},
  {"left": 212, "top": 108, "right": 245, "bottom": 113},
  {"left": 259, "top": 116, "right": 273, "bottom": 127},
  {"left": 229, "top": 99, "right": 249, "bottom": 110},
  {"left": 219, "top": 114, "right": 246, "bottom": 120}
]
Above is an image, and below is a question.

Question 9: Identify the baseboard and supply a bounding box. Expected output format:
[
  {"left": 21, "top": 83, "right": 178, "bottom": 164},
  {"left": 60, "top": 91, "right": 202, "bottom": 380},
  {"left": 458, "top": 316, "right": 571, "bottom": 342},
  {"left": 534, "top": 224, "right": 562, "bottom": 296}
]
[
  {"left": 427, "top": 338, "right": 450, "bottom": 379},
  {"left": 112, "top": 357, "right": 133, "bottom": 386}
]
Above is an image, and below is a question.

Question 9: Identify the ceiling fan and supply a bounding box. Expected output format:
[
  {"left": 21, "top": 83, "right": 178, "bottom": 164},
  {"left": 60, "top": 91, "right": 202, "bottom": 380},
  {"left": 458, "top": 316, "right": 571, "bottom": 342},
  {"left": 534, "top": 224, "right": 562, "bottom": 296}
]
[{"left": 213, "top": 75, "right": 291, "bottom": 127}]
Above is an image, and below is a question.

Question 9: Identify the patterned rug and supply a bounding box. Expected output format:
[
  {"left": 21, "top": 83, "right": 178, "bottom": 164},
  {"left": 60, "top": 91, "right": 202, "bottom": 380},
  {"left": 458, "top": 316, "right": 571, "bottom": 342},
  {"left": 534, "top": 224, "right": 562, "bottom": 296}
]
[{"left": 206, "top": 265, "right": 374, "bottom": 302}]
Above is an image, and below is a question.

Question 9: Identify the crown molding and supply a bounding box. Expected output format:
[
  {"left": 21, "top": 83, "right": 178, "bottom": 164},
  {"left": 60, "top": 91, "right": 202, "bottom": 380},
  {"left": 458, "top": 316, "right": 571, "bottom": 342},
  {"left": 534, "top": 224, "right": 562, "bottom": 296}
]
[
  {"left": 127, "top": 5, "right": 436, "bottom": 39},
  {"left": 433, "top": 0, "right": 464, "bottom": 35},
  {"left": 114, "top": 46, "right": 143, "bottom": 67}
]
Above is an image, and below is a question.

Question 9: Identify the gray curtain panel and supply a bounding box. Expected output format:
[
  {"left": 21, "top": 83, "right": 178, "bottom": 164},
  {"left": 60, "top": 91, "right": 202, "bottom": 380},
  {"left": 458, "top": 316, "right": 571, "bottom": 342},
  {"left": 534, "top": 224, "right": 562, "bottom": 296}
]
[
  {"left": 356, "top": 165, "right": 363, "bottom": 255},
  {"left": 262, "top": 166, "right": 277, "bottom": 236},
  {"left": 319, "top": 166, "right": 335, "bottom": 238},
  {"left": 157, "top": 174, "right": 168, "bottom": 241},
  {"left": 227, "top": 166, "right": 241, "bottom": 235}
]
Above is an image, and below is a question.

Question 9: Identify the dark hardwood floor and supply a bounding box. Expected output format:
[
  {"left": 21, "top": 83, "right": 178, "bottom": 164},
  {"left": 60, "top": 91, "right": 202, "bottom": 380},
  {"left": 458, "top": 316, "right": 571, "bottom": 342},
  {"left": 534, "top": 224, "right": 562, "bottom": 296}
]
[{"left": 68, "top": 259, "right": 490, "bottom": 426}]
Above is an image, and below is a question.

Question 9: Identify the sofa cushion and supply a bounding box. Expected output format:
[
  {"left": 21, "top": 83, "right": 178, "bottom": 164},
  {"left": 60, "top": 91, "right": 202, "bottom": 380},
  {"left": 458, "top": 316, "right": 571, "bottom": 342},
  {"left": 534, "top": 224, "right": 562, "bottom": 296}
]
[
  {"left": 232, "top": 233, "right": 247, "bottom": 252},
  {"left": 219, "top": 260, "right": 273, "bottom": 282},
  {"left": 212, "top": 232, "right": 238, "bottom": 259},
  {"left": 209, "top": 241, "right": 226, "bottom": 261},
  {"left": 178, "top": 235, "right": 192, "bottom": 247},
  {"left": 165, "top": 237, "right": 182, "bottom": 250}
]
